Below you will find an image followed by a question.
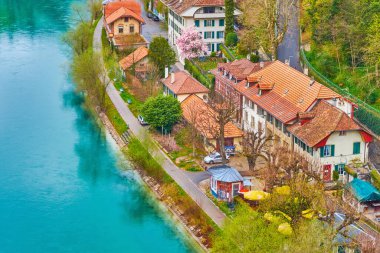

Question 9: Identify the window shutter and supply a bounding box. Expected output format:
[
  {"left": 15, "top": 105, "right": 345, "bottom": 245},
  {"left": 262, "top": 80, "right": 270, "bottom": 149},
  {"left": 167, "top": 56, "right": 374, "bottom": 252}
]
[
  {"left": 212, "top": 43, "right": 215, "bottom": 52},
  {"left": 353, "top": 142, "right": 360, "bottom": 154},
  {"left": 334, "top": 165, "right": 338, "bottom": 171},
  {"left": 219, "top": 19, "right": 224, "bottom": 26},
  {"left": 212, "top": 20, "right": 215, "bottom": 26},
  {"left": 204, "top": 33, "right": 206, "bottom": 39},
  {"left": 331, "top": 145, "right": 335, "bottom": 156},
  {"left": 195, "top": 20, "right": 199, "bottom": 27},
  {"left": 204, "top": 20, "right": 207, "bottom": 26},
  {"left": 212, "top": 32, "right": 215, "bottom": 38},
  {"left": 320, "top": 147, "right": 324, "bottom": 158}
]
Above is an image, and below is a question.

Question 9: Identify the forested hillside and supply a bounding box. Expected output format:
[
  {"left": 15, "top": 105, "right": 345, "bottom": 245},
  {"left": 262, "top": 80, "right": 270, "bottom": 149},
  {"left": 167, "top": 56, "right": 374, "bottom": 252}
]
[{"left": 301, "top": 0, "right": 380, "bottom": 106}]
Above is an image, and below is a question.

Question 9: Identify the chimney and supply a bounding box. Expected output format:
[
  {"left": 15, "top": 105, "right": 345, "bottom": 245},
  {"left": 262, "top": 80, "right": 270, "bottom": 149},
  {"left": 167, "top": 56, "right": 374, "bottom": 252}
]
[
  {"left": 165, "top": 67, "right": 169, "bottom": 79},
  {"left": 259, "top": 61, "right": 264, "bottom": 68},
  {"left": 170, "top": 72, "right": 175, "bottom": 84},
  {"left": 285, "top": 59, "right": 290, "bottom": 66},
  {"left": 303, "top": 67, "right": 309, "bottom": 76},
  {"left": 309, "top": 77, "right": 315, "bottom": 86}
]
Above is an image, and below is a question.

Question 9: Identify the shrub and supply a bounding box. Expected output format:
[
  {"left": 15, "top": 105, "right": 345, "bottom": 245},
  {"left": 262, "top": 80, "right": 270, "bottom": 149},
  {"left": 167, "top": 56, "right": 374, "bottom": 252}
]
[
  {"left": 210, "top": 51, "right": 217, "bottom": 57},
  {"left": 184, "top": 59, "right": 212, "bottom": 88},
  {"left": 370, "top": 170, "right": 380, "bottom": 190},
  {"left": 225, "top": 32, "right": 238, "bottom": 47},
  {"left": 250, "top": 54, "right": 260, "bottom": 63},
  {"left": 344, "top": 166, "right": 358, "bottom": 178},
  {"left": 333, "top": 170, "right": 339, "bottom": 181}
]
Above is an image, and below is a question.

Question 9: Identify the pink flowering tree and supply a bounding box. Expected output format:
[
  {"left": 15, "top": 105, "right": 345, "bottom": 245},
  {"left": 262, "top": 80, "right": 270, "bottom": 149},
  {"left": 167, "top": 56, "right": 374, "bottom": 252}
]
[{"left": 176, "top": 27, "right": 207, "bottom": 59}]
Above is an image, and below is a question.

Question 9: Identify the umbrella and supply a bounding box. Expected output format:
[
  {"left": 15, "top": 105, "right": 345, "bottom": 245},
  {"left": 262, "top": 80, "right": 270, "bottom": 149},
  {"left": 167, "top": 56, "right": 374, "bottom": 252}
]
[{"left": 243, "top": 190, "right": 270, "bottom": 201}]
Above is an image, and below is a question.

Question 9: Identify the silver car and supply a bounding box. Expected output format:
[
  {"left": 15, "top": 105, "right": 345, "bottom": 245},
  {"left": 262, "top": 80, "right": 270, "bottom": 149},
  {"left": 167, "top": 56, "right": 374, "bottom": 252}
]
[
  {"left": 203, "top": 152, "right": 229, "bottom": 164},
  {"left": 137, "top": 115, "right": 148, "bottom": 125}
]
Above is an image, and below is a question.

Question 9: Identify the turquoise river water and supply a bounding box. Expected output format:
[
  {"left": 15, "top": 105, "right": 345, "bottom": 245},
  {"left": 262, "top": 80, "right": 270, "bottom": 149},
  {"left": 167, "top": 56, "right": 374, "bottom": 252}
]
[{"left": 0, "top": 0, "right": 194, "bottom": 252}]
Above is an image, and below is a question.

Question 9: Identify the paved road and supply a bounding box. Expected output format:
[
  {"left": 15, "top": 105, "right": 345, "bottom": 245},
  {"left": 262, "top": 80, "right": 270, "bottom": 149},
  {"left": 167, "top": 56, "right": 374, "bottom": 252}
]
[
  {"left": 94, "top": 19, "right": 226, "bottom": 227},
  {"left": 138, "top": 0, "right": 167, "bottom": 42},
  {"left": 277, "top": 0, "right": 302, "bottom": 71}
]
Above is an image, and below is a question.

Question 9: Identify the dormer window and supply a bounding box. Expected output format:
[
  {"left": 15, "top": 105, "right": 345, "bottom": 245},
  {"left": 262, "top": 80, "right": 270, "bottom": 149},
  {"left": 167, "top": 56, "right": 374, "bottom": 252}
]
[{"left": 124, "top": 17, "right": 129, "bottom": 22}]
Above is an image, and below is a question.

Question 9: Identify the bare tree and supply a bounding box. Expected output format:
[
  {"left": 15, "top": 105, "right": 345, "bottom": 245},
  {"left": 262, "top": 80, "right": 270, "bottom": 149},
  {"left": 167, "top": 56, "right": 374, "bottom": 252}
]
[
  {"left": 242, "top": 129, "right": 273, "bottom": 171},
  {"left": 239, "top": 0, "right": 295, "bottom": 59},
  {"left": 183, "top": 99, "right": 202, "bottom": 157}
]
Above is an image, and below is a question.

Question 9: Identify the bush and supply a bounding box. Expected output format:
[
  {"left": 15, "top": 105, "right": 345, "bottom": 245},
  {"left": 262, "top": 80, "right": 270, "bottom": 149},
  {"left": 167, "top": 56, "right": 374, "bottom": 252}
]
[
  {"left": 370, "top": 170, "right": 380, "bottom": 190},
  {"left": 141, "top": 95, "right": 182, "bottom": 131},
  {"left": 333, "top": 170, "right": 339, "bottom": 181},
  {"left": 250, "top": 54, "right": 260, "bottom": 63},
  {"left": 210, "top": 51, "right": 217, "bottom": 57},
  {"left": 225, "top": 32, "right": 238, "bottom": 47},
  {"left": 344, "top": 166, "right": 358, "bottom": 178}
]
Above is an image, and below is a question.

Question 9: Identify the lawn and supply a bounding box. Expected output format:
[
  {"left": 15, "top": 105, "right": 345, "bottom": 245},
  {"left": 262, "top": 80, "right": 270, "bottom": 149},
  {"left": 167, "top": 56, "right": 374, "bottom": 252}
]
[{"left": 193, "top": 57, "right": 224, "bottom": 72}]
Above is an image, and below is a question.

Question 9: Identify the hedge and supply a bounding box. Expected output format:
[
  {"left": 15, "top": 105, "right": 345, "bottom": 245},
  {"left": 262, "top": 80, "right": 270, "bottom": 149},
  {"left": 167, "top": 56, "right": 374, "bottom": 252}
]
[
  {"left": 220, "top": 44, "right": 235, "bottom": 62},
  {"left": 355, "top": 107, "right": 380, "bottom": 136},
  {"left": 184, "top": 59, "right": 212, "bottom": 88},
  {"left": 370, "top": 170, "right": 380, "bottom": 191}
]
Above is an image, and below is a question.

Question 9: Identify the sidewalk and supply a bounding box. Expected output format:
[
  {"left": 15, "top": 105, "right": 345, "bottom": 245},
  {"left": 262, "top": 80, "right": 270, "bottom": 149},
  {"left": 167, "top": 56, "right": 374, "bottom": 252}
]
[{"left": 93, "top": 18, "right": 226, "bottom": 227}]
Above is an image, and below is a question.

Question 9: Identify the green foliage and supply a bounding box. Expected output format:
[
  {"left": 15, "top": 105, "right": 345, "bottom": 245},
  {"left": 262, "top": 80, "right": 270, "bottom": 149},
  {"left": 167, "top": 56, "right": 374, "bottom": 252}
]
[
  {"left": 87, "top": 0, "right": 102, "bottom": 21},
  {"left": 220, "top": 44, "right": 235, "bottom": 62},
  {"left": 104, "top": 94, "right": 128, "bottom": 135},
  {"left": 184, "top": 59, "right": 213, "bottom": 88},
  {"left": 250, "top": 54, "right": 260, "bottom": 63},
  {"left": 149, "top": 37, "right": 176, "bottom": 76},
  {"left": 370, "top": 170, "right": 380, "bottom": 191},
  {"left": 141, "top": 95, "right": 181, "bottom": 130},
  {"left": 225, "top": 32, "right": 238, "bottom": 47},
  {"left": 210, "top": 52, "right": 217, "bottom": 57},
  {"left": 354, "top": 108, "right": 380, "bottom": 136},
  {"left": 344, "top": 166, "right": 358, "bottom": 178},
  {"left": 333, "top": 170, "right": 339, "bottom": 181},
  {"left": 63, "top": 22, "right": 92, "bottom": 55},
  {"left": 224, "top": 0, "right": 234, "bottom": 35}
]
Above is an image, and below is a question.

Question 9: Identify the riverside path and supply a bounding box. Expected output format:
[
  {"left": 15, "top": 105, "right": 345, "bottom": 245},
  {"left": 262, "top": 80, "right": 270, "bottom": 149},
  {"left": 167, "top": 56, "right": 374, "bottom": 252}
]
[{"left": 93, "top": 18, "right": 226, "bottom": 227}]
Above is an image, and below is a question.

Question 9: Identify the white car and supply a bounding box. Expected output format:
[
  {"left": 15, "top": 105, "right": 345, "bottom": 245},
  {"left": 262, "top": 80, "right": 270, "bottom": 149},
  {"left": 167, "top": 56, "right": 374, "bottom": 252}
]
[
  {"left": 137, "top": 115, "right": 148, "bottom": 125},
  {"left": 203, "top": 152, "right": 230, "bottom": 164}
]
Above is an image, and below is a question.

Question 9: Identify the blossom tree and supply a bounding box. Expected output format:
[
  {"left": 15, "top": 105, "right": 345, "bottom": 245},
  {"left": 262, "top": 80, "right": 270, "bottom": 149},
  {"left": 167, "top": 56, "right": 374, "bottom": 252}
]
[{"left": 176, "top": 27, "right": 207, "bottom": 59}]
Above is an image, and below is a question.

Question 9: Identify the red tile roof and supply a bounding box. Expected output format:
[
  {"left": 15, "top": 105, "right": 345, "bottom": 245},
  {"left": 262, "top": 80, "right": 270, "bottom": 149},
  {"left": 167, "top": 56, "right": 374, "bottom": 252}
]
[
  {"left": 161, "top": 71, "right": 209, "bottom": 95},
  {"left": 288, "top": 100, "right": 363, "bottom": 147},
  {"left": 214, "top": 59, "right": 272, "bottom": 80},
  {"left": 104, "top": 0, "right": 144, "bottom": 24},
  {"left": 181, "top": 95, "right": 243, "bottom": 139},
  {"left": 161, "top": 0, "right": 224, "bottom": 14},
  {"left": 119, "top": 46, "right": 148, "bottom": 70}
]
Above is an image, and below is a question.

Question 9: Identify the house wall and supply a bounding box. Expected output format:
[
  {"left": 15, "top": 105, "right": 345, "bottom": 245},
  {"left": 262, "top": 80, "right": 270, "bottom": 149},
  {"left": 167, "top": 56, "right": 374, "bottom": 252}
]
[
  {"left": 241, "top": 96, "right": 266, "bottom": 136},
  {"left": 112, "top": 17, "right": 141, "bottom": 35},
  {"left": 162, "top": 86, "right": 208, "bottom": 103}
]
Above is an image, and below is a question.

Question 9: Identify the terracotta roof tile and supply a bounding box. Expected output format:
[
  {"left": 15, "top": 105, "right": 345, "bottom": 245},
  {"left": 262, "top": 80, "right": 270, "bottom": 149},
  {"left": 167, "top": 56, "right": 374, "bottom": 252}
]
[
  {"left": 119, "top": 46, "right": 148, "bottom": 70},
  {"left": 247, "top": 61, "right": 341, "bottom": 112},
  {"left": 161, "top": 71, "right": 209, "bottom": 95},
  {"left": 104, "top": 0, "right": 142, "bottom": 17},
  {"left": 214, "top": 59, "right": 272, "bottom": 80},
  {"left": 181, "top": 95, "right": 243, "bottom": 139},
  {"left": 105, "top": 6, "right": 144, "bottom": 24},
  {"left": 288, "top": 100, "right": 362, "bottom": 147}
]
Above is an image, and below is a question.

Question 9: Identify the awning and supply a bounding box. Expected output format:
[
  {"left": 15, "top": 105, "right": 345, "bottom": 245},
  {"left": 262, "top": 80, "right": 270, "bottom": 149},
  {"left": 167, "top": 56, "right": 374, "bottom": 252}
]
[{"left": 243, "top": 179, "right": 253, "bottom": 186}]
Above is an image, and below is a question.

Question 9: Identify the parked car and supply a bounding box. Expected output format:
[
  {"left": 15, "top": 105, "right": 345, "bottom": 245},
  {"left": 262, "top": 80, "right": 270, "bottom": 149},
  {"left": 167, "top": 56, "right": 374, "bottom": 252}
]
[
  {"left": 153, "top": 15, "right": 160, "bottom": 22},
  {"left": 204, "top": 152, "right": 230, "bottom": 164},
  {"left": 147, "top": 12, "right": 153, "bottom": 19},
  {"left": 138, "top": 115, "right": 148, "bottom": 125}
]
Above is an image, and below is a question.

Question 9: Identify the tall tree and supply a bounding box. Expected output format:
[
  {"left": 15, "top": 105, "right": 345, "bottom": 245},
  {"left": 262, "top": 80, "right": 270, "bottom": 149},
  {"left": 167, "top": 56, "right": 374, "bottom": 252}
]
[
  {"left": 224, "top": 0, "right": 235, "bottom": 36},
  {"left": 240, "top": 0, "right": 295, "bottom": 59},
  {"left": 242, "top": 129, "right": 273, "bottom": 171},
  {"left": 149, "top": 36, "right": 176, "bottom": 76}
]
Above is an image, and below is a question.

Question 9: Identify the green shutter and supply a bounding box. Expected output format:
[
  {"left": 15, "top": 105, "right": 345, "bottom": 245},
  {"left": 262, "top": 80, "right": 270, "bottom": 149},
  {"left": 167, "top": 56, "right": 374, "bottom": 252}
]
[
  {"left": 219, "top": 19, "right": 224, "bottom": 26},
  {"left": 331, "top": 145, "right": 335, "bottom": 156},
  {"left": 204, "top": 32, "right": 206, "bottom": 39},
  {"left": 204, "top": 20, "right": 207, "bottom": 26},
  {"left": 353, "top": 142, "right": 360, "bottom": 154},
  {"left": 334, "top": 165, "right": 339, "bottom": 171},
  {"left": 320, "top": 147, "right": 324, "bottom": 157},
  {"left": 212, "top": 31, "right": 215, "bottom": 38},
  {"left": 212, "top": 20, "right": 215, "bottom": 26},
  {"left": 212, "top": 43, "right": 215, "bottom": 52},
  {"left": 195, "top": 20, "right": 199, "bottom": 27}
]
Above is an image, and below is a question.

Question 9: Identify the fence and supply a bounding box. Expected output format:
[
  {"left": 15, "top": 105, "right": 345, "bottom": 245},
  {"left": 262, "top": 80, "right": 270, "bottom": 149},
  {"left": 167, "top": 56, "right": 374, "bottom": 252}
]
[{"left": 300, "top": 48, "right": 380, "bottom": 137}]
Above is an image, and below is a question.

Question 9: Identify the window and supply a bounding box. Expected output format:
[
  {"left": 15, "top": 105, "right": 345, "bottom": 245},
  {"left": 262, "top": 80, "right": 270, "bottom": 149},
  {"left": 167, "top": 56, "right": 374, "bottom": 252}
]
[
  {"left": 257, "top": 106, "right": 264, "bottom": 116},
  {"left": 203, "top": 7, "right": 215, "bottom": 13},
  {"left": 275, "top": 119, "right": 282, "bottom": 130},
  {"left": 118, "top": 25, "right": 124, "bottom": 34},
  {"left": 129, "top": 25, "right": 134, "bottom": 33},
  {"left": 244, "top": 111, "right": 248, "bottom": 121},
  {"left": 320, "top": 145, "right": 335, "bottom": 157},
  {"left": 204, "top": 31, "right": 214, "bottom": 39},
  {"left": 217, "top": 43, "right": 221, "bottom": 51},
  {"left": 195, "top": 20, "right": 200, "bottom": 27},
  {"left": 339, "top": 131, "right": 346, "bottom": 136},
  {"left": 124, "top": 17, "right": 129, "bottom": 22},
  {"left": 204, "top": 20, "right": 215, "bottom": 27},
  {"left": 266, "top": 113, "right": 273, "bottom": 123},
  {"left": 217, "top": 31, "right": 224, "bottom": 39},
  {"left": 219, "top": 19, "right": 224, "bottom": 26},
  {"left": 207, "top": 43, "right": 212, "bottom": 51},
  {"left": 251, "top": 116, "right": 255, "bottom": 129},
  {"left": 353, "top": 142, "right": 361, "bottom": 154},
  {"left": 336, "top": 164, "right": 345, "bottom": 175}
]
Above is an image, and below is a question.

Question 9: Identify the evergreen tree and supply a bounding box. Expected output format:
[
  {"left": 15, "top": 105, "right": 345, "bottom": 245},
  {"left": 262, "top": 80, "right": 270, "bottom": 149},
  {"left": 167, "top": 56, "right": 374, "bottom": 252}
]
[{"left": 224, "top": 0, "right": 234, "bottom": 36}]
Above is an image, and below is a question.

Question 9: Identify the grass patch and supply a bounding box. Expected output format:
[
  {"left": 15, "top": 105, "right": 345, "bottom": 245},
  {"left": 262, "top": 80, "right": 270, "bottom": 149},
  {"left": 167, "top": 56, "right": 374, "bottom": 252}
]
[
  {"left": 113, "top": 80, "right": 143, "bottom": 116},
  {"left": 105, "top": 94, "right": 128, "bottom": 135},
  {"left": 194, "top": 57, "right": 223, "bottom": 72}
]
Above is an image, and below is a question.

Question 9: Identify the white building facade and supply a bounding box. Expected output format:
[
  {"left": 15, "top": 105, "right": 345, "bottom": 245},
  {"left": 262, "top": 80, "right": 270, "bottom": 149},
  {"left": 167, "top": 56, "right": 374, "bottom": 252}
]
[{"left": 161, "top": 0, "right": 241, "bottom": 63}]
